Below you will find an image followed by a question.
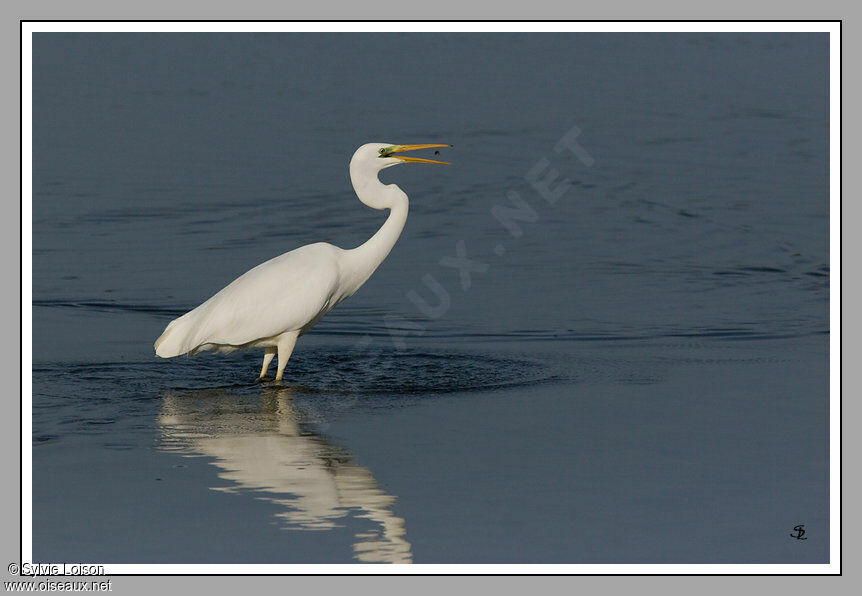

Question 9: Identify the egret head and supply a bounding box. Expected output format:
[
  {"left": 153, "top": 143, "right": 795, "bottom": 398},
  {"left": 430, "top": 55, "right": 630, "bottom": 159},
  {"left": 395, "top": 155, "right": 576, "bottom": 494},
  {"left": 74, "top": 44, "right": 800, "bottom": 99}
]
[{"left": 352, "top": 143, "right": 451, "bottom": 174}]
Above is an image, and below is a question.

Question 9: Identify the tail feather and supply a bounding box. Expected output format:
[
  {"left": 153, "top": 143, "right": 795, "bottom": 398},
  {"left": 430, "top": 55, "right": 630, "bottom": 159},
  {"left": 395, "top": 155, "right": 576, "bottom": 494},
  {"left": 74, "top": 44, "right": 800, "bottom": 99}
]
[{"left": 154, "top": 318, "right": 194, "bottom": 358}]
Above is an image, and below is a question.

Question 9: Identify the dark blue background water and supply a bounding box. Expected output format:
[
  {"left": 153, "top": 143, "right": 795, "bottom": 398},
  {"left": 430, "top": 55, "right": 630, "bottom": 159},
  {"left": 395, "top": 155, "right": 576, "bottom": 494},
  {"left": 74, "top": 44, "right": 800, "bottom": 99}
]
[{"left": 32, "top": 33, "right": 829, "bottom": 564}]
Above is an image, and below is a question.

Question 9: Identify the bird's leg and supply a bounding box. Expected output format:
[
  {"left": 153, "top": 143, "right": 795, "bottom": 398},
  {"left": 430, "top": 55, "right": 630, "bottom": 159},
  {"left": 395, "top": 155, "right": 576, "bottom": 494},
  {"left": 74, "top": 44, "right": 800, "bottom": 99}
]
[
  {"left": 275, "top": 332, "right": 299, "bottom": 382},
  {"left": 259, "top": 347, "right": 276, "bottom": 379}
]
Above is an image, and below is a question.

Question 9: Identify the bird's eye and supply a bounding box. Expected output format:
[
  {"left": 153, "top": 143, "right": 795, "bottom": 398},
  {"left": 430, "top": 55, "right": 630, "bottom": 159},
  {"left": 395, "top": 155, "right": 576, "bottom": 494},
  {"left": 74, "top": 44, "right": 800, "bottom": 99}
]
[{"left": 379, "top": 148, "right": 386, "bottom": 154}]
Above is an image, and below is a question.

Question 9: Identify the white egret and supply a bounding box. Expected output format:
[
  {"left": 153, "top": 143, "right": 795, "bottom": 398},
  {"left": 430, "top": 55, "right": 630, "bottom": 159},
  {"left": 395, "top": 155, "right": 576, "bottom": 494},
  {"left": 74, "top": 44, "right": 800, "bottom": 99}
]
[{"left": 154, "top": 143, "right": 450, "bottom": 381}]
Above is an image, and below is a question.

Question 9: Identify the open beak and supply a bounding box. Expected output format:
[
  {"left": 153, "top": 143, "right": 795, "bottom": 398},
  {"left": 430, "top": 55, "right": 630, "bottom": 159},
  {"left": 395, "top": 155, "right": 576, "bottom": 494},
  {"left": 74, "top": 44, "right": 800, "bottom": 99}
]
[{"left": 389, "top": 143, "right": 451, "bottom": 165}]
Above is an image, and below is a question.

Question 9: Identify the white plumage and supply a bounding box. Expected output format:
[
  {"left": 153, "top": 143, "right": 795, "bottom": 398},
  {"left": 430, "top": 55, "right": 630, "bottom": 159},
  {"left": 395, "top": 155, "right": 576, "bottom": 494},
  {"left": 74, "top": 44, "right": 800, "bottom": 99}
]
[
  {"left": 154, "top": 142, "right": 450, "bottom": 381},
  {"left": 155, "top": 243, "right": 342, "bottom": 356}
]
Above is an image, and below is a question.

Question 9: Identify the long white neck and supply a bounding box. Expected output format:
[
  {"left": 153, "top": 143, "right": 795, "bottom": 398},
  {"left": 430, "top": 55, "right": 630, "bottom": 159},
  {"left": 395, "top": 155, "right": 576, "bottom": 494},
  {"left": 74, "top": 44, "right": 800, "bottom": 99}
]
[{"left": 340, "top": 163, "right": 409, "bottom": 295}]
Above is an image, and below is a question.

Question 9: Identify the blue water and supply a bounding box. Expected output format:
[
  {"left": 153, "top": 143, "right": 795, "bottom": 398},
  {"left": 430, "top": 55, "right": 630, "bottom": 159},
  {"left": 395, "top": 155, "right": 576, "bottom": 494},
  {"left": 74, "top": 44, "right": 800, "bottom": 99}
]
[{"left": 31, "top": 32, "right": 829, "bottom": 564}]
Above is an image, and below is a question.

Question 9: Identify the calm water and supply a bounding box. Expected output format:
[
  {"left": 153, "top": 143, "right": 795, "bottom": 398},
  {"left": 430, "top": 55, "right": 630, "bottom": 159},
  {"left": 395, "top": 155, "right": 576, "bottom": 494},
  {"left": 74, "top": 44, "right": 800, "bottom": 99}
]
[{"left": 31, "top": 33, "right": 829, "bottom": 564}]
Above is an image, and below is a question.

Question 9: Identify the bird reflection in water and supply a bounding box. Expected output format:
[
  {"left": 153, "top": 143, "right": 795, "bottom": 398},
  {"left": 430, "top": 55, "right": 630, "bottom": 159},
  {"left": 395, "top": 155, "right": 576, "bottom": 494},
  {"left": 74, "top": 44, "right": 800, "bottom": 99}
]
[{"left": 156, "top": 385, "right": 412, "bottom": 563}]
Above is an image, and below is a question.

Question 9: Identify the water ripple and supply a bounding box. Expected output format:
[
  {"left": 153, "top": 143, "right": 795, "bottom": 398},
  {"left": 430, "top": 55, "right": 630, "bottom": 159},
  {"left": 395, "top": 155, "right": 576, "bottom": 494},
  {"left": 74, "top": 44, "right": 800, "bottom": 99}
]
[{"left": 32, "top": 298, "right": 826, "bottom": 344}]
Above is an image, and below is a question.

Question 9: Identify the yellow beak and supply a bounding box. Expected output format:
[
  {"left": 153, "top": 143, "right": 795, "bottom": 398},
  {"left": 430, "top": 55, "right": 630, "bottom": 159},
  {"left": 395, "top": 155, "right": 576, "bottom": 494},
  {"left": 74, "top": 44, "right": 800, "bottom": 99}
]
[{"left": 389, "top": 143, "right": 451, "bottom": 165}]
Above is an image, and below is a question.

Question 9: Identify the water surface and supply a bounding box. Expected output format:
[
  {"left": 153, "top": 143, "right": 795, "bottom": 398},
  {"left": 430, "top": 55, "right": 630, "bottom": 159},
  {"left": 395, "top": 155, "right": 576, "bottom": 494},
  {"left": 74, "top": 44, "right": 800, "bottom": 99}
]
[{"left": 32, "top": 32, "right": 829, "bottom": 564}]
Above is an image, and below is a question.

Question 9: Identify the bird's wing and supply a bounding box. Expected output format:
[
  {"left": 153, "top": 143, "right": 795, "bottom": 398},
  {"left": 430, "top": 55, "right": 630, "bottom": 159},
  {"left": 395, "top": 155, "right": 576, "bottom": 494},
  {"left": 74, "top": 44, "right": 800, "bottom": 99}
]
[{"left": 160, "top": 243, "right": 342, "bottom": 354}]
